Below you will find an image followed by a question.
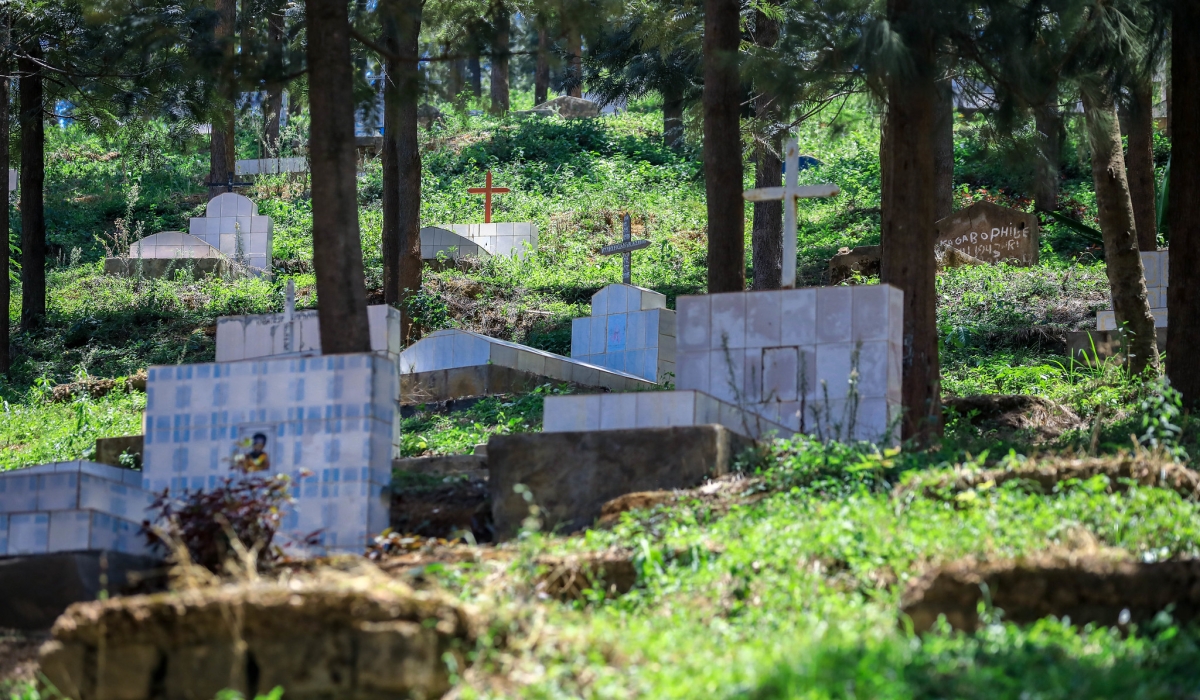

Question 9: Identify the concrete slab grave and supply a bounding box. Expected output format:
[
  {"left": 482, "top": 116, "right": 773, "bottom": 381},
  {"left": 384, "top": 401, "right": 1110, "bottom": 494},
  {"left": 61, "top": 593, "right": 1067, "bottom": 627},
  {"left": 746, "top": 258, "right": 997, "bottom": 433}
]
[
  {"left": 235, "top": 157, "right": 308, "bottom": 176},
  {"left": 420, "top": 226, "right": 488, "bottom": 261},
  {"left": 399, "top": 328, "right": 654, "bottom": 402},
  {"left": 216, "top": 304, "right": 401, "bottom": 364},
  {"left": 186, "top": 192, "right": 274, "bottom": 272},
  {"left": 543, "top": 390, "right": 793, "bottom": 440},
  {"left": 673, "top": 285, "right": 904, "bottom": 444},
  {"left": 570, "top": 283, "right": 676, "bottom": 383},
  {"left": 442, "top": 223, "right": 537, "bottom": 260},
  {"left": 935, "top": 201, "right": 1039, "bottom": 266},
  {"left": 141, "top": 353, "right": 396, "bottom": 553}
]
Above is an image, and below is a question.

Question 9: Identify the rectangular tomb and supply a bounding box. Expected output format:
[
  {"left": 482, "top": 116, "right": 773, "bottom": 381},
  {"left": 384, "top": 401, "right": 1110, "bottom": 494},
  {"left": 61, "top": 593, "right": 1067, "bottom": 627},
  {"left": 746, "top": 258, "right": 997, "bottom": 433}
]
[{"left": 570, "top": 284, "right": 676, "bottom": 383}]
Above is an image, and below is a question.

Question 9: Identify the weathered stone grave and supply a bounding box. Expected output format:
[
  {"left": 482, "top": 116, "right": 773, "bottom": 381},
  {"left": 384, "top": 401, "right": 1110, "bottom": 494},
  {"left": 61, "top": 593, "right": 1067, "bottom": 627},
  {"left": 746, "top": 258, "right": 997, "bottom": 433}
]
[
  {"left": 935, "top": 201, "right": 1039, "bottom": 266},
  {"left": 235, "top": 156, "right": 308, "bottom": 176},
  {"left": 523, "top": 95, "right": 602, "bottom": 118},
  {"left": 569, "top": 284, "right": 676, "bottom": 383},
  {"left": 399, "top": 328, "right": 654, "bottom": 403}
]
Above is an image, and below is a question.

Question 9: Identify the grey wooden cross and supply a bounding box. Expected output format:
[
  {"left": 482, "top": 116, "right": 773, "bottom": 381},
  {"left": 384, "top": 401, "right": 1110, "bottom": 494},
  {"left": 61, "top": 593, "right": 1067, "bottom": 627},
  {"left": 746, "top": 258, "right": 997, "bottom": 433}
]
[
  {"left": 601, "top": 213, "right": 651, "bottom": 285},
  {"left": 743, "top": 139, "right": 841, "bottom": 288},
  {"left": 283, "top": 279, "right": 296, "bottom": 352}
]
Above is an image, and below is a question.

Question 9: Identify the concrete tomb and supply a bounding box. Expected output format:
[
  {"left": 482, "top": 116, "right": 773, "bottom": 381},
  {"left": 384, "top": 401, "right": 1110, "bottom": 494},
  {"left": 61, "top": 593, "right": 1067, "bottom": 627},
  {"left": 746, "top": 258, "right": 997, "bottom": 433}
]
[
  {"left": 187, "top": 192, "right": 274, "bottom": 272},
  {"left": 104, "top": 231, "right": 233, "bottom": 278},
  {"left": 524, "top": 95, "right": 602, "bottom": 118},
  {"left": 235, "top": 156, "right": 308, "bottom": 176},
  {"left": 216, "top": 303, "right": 402, "bottom": 364},
  {"left": 569, "top": 283, "right": 676, "bottom": 383},
  {"left": 439, "top": 223, "right": 537, "bottom": 260},
  {"left": 399, "top": 328, "right": 654, "bottom": 403},
  {"left": 1068, "top": 249, "right": 1169, "bottom": 363},
  {"left": 935, "top": 201, "right": 1039, "bottom": 266},
  {"left": 420, "top": 226, "right": 488, "bottom": 261}
]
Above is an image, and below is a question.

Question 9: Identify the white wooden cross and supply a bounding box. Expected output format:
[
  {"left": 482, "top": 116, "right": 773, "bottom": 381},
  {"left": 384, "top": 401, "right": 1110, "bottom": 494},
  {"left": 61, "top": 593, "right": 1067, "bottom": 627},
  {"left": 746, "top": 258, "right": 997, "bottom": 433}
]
[{"left": 743, "top": 138, "right": 840, "bottom": 288}]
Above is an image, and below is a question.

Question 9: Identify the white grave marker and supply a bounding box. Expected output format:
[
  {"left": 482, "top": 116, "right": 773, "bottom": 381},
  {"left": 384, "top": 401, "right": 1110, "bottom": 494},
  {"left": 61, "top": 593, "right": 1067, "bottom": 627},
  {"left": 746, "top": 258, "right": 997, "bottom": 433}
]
[
  {"left": 570, "top": 284, "right": 676, "bottom": 383},
  {"left": 188, "top": 192, "right": 273, "bottom": 272}
]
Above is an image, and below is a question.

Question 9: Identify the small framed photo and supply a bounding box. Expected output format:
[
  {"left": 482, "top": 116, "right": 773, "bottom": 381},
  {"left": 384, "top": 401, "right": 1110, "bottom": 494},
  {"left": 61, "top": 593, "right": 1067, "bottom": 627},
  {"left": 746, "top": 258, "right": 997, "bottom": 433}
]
[{"left": 230, "top": 423, "right": 277, "bottom": 474}]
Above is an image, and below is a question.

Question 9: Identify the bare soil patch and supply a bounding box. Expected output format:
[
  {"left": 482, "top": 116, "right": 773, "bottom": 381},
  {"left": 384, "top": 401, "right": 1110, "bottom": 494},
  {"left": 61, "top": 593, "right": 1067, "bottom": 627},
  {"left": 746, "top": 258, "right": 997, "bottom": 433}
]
[
  {"left": 0, "top": 628, "right": 47, "bottom": 689},
  {"left": 943, "top": 394, "right": 1085, "bottom": 443}
]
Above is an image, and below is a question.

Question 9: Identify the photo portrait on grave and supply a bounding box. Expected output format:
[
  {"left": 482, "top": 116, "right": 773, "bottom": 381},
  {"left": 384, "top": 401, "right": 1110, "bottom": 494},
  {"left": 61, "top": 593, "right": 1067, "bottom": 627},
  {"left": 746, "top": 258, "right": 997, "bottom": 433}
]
[{"left": 232, "top": 431, "right": 272, "bottom": 473}]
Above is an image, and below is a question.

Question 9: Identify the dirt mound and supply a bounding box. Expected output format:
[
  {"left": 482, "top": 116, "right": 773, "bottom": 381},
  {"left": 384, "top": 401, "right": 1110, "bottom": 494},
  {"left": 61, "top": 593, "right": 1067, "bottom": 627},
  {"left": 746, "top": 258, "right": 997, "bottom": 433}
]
[
  {"left": 943, "top": 394, "right": 1085, "bottom": 442},
  {"left": 897, "top": 453, "right": 1200, "bottom": 501},
  {"left": 596, "top": 475, "right": 763, "bottom": 527},
  {"left": 901, "top": 552, "right": 1200, "bottom": 632},
  {"left": 534, "top": 552, "right": 639, "bottom": 601},
  {"left": 51, "top": 369, "right": 147, "bottom": 403},
  {"left": 40, "top": 571, "right": 477, "bottom": 700}
]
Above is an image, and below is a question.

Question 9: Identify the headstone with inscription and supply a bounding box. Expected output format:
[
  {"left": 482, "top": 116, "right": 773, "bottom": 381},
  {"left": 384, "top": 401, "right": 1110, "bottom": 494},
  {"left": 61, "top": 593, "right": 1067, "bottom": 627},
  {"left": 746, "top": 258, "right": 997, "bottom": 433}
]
[{"left": 935, "top": 202, "right": 1039, "bottom": 266}]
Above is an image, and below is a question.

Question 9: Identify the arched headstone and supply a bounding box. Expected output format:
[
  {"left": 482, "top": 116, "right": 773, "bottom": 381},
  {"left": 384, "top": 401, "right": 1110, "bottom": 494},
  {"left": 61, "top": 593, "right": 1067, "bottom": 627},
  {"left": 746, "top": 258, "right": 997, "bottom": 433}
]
[{"left": 188, "top": 192, "right": 273, "bottom": 272}]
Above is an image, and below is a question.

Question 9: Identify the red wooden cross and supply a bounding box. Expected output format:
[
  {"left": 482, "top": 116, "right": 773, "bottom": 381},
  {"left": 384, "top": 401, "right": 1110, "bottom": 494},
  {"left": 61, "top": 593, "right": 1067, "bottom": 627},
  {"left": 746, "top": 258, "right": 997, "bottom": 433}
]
[{"left": 467, "top": 170, "right": 510, "bottom": 223}]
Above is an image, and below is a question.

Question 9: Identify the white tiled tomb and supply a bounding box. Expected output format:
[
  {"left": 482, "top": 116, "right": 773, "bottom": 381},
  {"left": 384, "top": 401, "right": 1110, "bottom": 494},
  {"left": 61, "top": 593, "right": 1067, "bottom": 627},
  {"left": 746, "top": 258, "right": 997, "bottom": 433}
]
[
  {"left": 543, "top": 390, "right": 793, "bottom": 440},
  {"left": 130, "top": 231, "right": 225, "bottom": 260},
  {"left": 442, "top": 223, "right": 537, "bottom": 260},
  {"left": 0, "top": 461, "right": 152, "bottom": 557},
  {"left": 187, "top": 192, "right": 273, "bottom": 272},
  {"left": 1097, "top": 250, "right": 1169, "bottom": 331},
  {"left": 570, "top": 284, "right": 676, "bottom": 383},
  {"left": 421, "top": 227, "right": 488, "bottom": 261},
  {"left": 141, "top": 353, "right": 396, "bottom": 553},
  {"left": 216, "top": 305, "right": 402, "bottom": 364}
]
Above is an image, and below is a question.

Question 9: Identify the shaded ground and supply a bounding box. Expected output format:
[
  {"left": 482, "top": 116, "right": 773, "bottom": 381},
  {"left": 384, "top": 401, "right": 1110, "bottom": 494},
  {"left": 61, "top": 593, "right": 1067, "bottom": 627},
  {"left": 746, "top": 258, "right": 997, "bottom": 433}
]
[{"left": 0, "top": 628, "right": 48, "bottom": 690}]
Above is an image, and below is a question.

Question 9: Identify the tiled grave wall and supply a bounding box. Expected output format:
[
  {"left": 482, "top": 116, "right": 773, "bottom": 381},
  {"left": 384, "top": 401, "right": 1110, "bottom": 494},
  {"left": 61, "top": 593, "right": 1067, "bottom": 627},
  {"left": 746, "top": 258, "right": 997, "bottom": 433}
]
[
  {"left": 187, "top": 193, "right": 273, "bottom": 272},
  {"left": 570, "top": 284, "right": 676, "bottom": 383},
  {"left": 1097, "top": 250, "right": 1169, "bottom": 331},
  {"left": 446, "top": 223, "right": 537, "bottom": 259},
  {"left": 0, "top": 462, "right": 151, "bottom": 556},
  {"left": 676, "top": 285, "right": 903, "bottom": 444},
  {"left": 142, "top": 353, "right": 395, "bottom": 551},
  {"left": 420, "top": 227, "right": 487, "bottom": 260},
  {"left": 543, "top": 390, "right": 793, "bottom": 440},
  {"left": 130, "top": 232, "right": 224, "bottom": 260},
  {"left": 235, "top": 157, "right": 308, "bottom": 176},
  {"left": 399, "top": 329, "right": 654, "bottom": 395},
  {"left": 216, "top": 305, "right": 401, "bottom": 364}
]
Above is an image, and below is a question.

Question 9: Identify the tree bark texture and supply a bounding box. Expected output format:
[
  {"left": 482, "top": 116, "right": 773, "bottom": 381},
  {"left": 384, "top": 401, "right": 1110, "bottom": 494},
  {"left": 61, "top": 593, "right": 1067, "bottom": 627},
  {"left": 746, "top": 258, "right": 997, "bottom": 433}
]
[
  {"left": 1033, "top": 99, "right": 1064, "bottom": 212},
  {"left": 566, "top": 29, "right": 582, "bottom": 98},
  {"left": 1168, "top": 0, "right": 1200, "bottom": 404},
  {"left": 209, "top": 0, "right": 237, "bottom": 199},
  {"left": 381, "top": 0, "right": 423, "bottom": 342},
  {"left": 703, "top": 0, "right": 744, "bottom": 293},
  {"left": 933, "top": 78, "right": 954, "bottom": 221},
  {"left": 751, "top": 6, "right": 781, "bottom": 291},
  {"left": 881, "top": 0, "right": 941, "bottom": 443},
  {"left": 535, "top": 25, "right": 549, "bottom": 105},
  {"left": 663, "top": 91, "right": 684, "bottom": 149},
  {"left": 19, "top": 48, "right": 44, "bottom": 331},
  {"left": 468, "top": 49, "right": 482, "bottom": 98},
  {"left": 1126, "top": 79, "right": 1158, "bottom": 251},
  {"left": 306, "top": 0, "right": 372, "bottom": 353},
  {"left": 1082, "top": 92, "right": 1158, "bottom": 376},
  {"left": 0, "top": 56, "right": 9, "bottom": 372},
  {"left": 489, "top": 3, "right": 510, "bottom": 114},
  {"left": 262, "top": 8, "right": 285, "bottom": 155}
]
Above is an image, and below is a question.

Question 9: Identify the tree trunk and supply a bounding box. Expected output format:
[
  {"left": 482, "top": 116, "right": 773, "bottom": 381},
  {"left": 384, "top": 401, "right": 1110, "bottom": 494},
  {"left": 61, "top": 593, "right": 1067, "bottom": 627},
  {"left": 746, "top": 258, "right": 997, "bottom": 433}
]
[
  {"left": 489, "top": 3, "right": 510, "bottom": 115},
  {"left": 18, "top": 48, "right": 44, "bottom": 332},
  {"left": 1126, "top": 79, "right": 1157, "bottom": 251},
  {"left": 880, "top": 0, "right": 941, "bottom": 443},
  {"left": 381, "top": 0, "right": 423, "bottom": 342},
  {"left": 0, "top": 40, "right": 9, "bottom": 372},
  {"left": 751, "top": 5, "right": 781, "bottom": 291},
  {"left": 703, "top": 0, "right": 743, "bottom": 293},
  {"left": 1033, "top": 98, "right": 1063, "bottom": 212},
  {"left": 209, "top": 0, "right": 237, "bottom": 199},
  {"left": 663, "top": 91, "right": 684, "bottom": 150},
  {"left": 1082, "top": 91, "right": 1158, "bottom": 376},
  {"left": 468, "top": 47, "right": 482, "bottom": 98},
  {"left": 566, "top": 29, "right": 582, "bottom": 98},
  {"left": 1168, "top": 1, "right": 1200, "bottom": 404},
  {"left": 306, "top": 0, "right": 371, "bottom": 353},
  {"left": 933, "top": 77, "right": 954, "bottom": 221},
  {"left": 262, "top": 8, "right": 285, "bottom": 155},
  {"left": 535, "top": 24, "right": 549, "bottom": 105}
]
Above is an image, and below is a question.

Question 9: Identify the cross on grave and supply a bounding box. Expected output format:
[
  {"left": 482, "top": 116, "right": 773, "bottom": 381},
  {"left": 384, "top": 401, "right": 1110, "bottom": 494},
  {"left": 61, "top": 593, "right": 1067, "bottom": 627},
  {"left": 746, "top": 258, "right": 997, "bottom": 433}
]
[
  {"left": 743, "top": 139, "right": 841, "bottom": 288},
  {"left": 600, "top": 214, "right": 651, "bottom": 285},
  {"left": 467, "top": 170, "right": 510, "bottom": 224},
  {"left": 283, "top": 278, "right": 296, "bottom": 352},
  {"left": 205, "top": 171, "right": 254, "bottom": 194}
]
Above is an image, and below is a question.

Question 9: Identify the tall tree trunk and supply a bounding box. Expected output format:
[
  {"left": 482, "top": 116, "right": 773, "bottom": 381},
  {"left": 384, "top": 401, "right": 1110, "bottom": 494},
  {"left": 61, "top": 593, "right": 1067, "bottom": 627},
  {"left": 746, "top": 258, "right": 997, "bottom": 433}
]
[
  {"left": 263, "top": 7, "right": 285, "bottom": 155},
  {"left": 751, "top": 5, "right": 781, "bottom": 291},
  {"left": 566, "top": 29, "right": 582, "bottom": 98},
  {"left": 0, "top": 35, "right": 9, "bottom": 372},
  {"left": 468, "top": 46, "right": 482, "bottom": 98},
  {"left": 18, "top": 48, "right": 44, "bottom": 332},
  {"left": 1033, "top": 97, "right": 1063, "bottom": 212},
  {"left": 663, "top": 89, "right": 684, "bottom": 150},
  {"left": 933, "top": 77, "right": 954, "bottom": 221},
  {"left": 306, "top": 0, "right": 371, "bottom": 353},
  {"left": 1168, "top": 1, "right": 1200, "bottom": 404},
  {"left": 703, "top": 0, "right": 743, "bottom": 293},
  {"left": 209, "top": 0, "right": 237, "bottom": 199},
  {"left": 1083, "top": 91, "right": 1158, "bottom": 376},
  {"left": 881, "top": 0, "right": 941, "bottom": 442},
  {"left": 1126, "top": 79, "right": 1158, "bottom": 251},
  {"left": 489, "top": 2, "right": 510, "bottom": 115},
  {"left": 381, "top": 0, "right": 423, "bottom": 342},
  {"left": 535, "top": 24, "right": 549, "bottom": 105}
]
